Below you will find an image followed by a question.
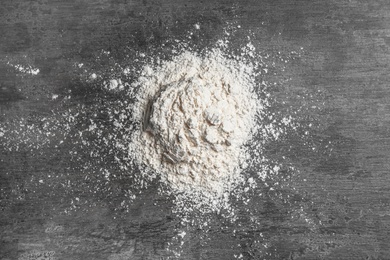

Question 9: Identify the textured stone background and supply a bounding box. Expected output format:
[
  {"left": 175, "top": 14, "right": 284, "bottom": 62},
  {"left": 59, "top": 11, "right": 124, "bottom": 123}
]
[{"left": 1, "top": 0, "right": 390, "bottom": 259}]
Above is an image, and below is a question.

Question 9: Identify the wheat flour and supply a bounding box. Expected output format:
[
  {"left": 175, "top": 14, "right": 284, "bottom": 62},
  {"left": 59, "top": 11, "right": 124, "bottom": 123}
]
[{"left": 128, "top": 49, "right": 260, "bottom": 209}]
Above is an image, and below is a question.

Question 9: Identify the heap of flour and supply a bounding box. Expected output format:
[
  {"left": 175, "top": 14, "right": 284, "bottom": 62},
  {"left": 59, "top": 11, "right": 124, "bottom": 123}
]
[{"left": 128, "top": 49, "right": 258, "bottom": 201}]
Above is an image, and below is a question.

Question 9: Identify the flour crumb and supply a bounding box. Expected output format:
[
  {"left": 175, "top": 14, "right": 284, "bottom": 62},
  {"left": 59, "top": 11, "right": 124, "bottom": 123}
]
[{"left": 90, "top": 73, "right": 97, "bottom": 80}]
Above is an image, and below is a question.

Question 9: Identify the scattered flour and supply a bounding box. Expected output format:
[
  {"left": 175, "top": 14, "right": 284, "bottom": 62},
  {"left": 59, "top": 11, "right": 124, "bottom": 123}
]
[
  {"left": 0, "top": 24, "right": 315, "bottom": 259},
  {"left": 7, "top": 61, "right": 40, "bottom": 75},
  {"left": 0, "top": 23, "right": 307, "bottom": 224}
]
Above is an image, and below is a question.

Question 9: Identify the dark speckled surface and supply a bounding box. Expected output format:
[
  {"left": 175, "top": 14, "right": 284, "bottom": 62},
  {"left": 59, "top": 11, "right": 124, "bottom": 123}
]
[{"left": 1, "top": 0, "right": 390, "bottom": 259}]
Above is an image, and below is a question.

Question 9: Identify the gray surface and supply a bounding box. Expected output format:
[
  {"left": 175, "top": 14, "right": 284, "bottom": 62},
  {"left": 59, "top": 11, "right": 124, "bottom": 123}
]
[{"left": 1, "top": 0, "right": 390, "bottom": 259}]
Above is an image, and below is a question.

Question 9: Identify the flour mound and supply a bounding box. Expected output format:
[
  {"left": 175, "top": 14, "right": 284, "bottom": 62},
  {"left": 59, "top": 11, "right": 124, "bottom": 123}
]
[{"left": 129, "top": 49, "right": 258, "bottom": 200}]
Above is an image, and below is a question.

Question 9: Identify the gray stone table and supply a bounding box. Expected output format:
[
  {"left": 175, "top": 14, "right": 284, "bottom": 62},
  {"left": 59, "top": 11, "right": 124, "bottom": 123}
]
[{"left": 1, "top": 0, "right": 390, "bottom": 259}]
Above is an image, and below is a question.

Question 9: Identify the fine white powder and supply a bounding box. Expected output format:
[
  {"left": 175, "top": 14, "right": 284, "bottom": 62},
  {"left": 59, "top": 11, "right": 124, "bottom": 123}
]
[{"left": 128, "top": 49, "right": 259, "bottom": 208}]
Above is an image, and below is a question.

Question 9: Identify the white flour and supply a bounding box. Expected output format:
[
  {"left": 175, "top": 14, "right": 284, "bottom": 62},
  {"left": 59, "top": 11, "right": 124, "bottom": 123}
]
[{"left": 128, "top": 49, "right": 260, "bottom": 210}]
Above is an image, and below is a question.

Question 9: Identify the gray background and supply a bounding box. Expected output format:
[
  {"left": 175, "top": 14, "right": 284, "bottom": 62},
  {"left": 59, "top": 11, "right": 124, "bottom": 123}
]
[{"left": 1, "top": 0, "right": 390, "bottom": 259}]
